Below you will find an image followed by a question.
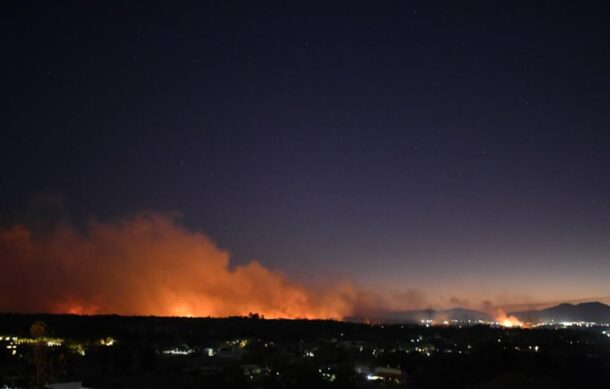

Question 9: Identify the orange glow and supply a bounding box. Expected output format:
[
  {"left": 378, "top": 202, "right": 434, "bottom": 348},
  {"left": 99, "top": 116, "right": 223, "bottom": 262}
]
[
  {"left": 495, "top": 309, "right": 524, "bottom": 328},
  {"left": 0, "top": 213, "right": 373, "bottom": 319}
]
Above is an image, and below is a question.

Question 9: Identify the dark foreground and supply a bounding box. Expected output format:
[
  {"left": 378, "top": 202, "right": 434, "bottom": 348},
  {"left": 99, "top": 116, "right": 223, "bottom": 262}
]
[{"left": 1, "top": 314, "right": 609, "bottom": 388}]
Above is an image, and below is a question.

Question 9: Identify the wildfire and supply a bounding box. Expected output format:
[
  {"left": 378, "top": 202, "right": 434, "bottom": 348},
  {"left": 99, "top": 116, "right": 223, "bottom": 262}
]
[
  {"left": 495, "top": 309, "right": 524, "bottom": 328},
  {"left": 0, "top": 212, "right": 363, "bottom": 319}
]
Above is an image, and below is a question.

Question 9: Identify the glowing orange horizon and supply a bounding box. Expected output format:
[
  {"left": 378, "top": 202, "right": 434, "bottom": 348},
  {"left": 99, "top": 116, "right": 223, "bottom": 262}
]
[
  {"left": 495, "top": 309, "right": 525, "bottom": 328},
  {"left": 0, "top": 213, "right": 369, "bottom": 320}
]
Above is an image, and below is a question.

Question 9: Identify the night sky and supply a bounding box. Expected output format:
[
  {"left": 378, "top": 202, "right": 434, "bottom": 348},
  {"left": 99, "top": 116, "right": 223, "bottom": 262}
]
[{"left": 2, "top": 1, "right": 610, "bottom": 311}]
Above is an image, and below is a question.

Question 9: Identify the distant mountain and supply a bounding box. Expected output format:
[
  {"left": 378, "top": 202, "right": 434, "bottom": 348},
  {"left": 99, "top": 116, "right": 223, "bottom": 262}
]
[
  {"left": 348, "top": 302, "right": 610, "bottom": 325},
  {"left": 381, "top": 307, "right": 491, "bottom": 323},
  {"left": 510, "top": 302, "right": 610, "bottom": 323}
]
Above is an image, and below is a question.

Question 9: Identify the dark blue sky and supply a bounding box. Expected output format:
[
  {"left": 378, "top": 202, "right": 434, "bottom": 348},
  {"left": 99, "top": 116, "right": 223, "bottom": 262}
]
[{"left": 2, "top": 1, "right": 609, "bottom": 305}]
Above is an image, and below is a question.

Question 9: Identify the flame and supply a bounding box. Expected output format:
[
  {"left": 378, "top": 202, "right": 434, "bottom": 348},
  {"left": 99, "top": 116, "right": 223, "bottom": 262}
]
[
  {"left": 0, "top": 212, "right": 375, "bottom": 319},
  {"left": 495, "top": 309, "right": 524, "bottom": 328}
]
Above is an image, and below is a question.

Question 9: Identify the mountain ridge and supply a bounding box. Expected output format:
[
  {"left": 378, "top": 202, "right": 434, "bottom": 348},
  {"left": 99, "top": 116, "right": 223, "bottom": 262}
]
[
  {"left": 510, "top": 301, "right": 610, "bottom": 323},
  {"left": 348, "top": 301, "right": 610, "bottom": 324}
]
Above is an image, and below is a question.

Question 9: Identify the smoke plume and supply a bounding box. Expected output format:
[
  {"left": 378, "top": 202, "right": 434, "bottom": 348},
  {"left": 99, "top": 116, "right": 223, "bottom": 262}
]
[{"left": 0, "top": 212, "right": 372, "bottom": 319}]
